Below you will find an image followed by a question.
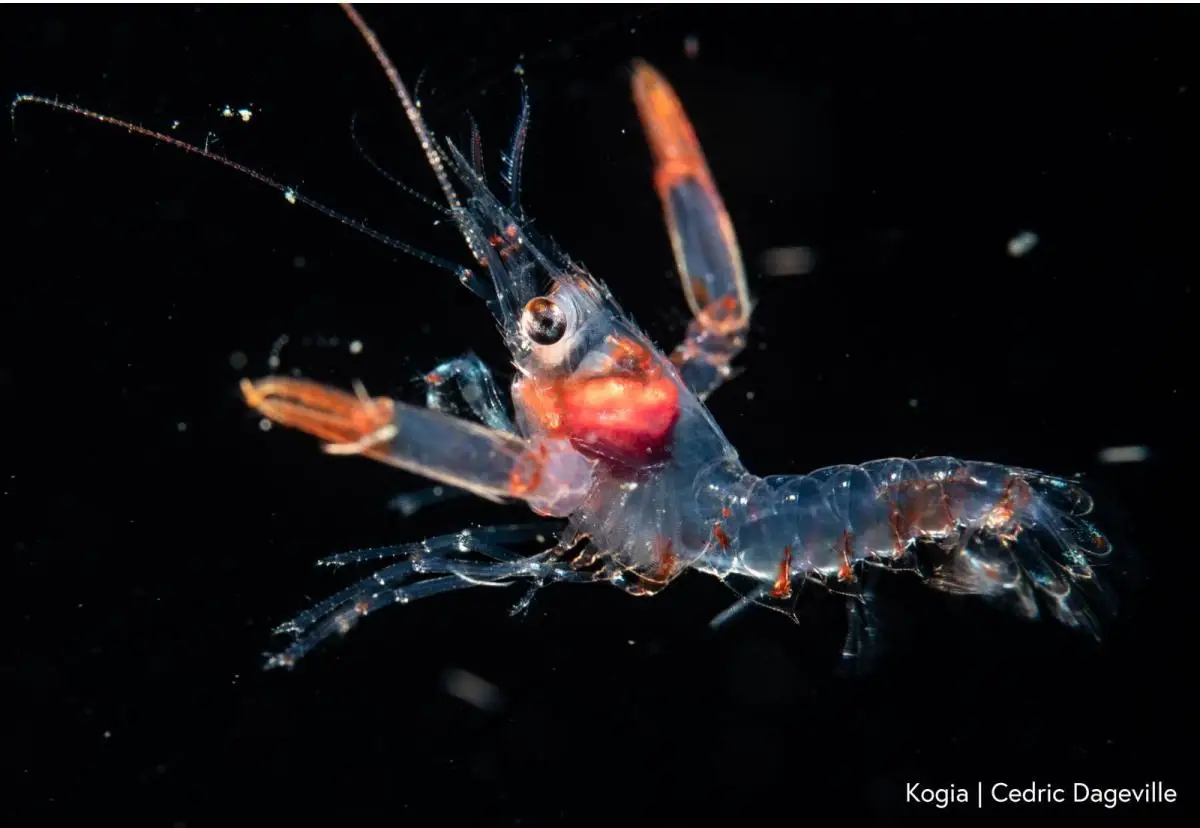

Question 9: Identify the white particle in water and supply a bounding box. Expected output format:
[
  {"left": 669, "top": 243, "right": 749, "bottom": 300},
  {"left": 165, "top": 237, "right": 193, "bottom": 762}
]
[
  {"left": 441, "top": 667, "right": 502, "bottom": 712},
  {"left": 1097, "top": 445, "right": 1149, "bottom": 464},
  {"left": 761, "top": 246, "right": 815, "bottom": 276},
  {"left": 1007, "top": 230, "right": 1039, "bottom": 258}
]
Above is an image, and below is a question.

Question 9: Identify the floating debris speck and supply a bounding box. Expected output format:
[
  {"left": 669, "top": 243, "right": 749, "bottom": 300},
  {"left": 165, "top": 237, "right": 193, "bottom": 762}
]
[
  {"left": 1007, "top": 230, "right": 1039, "bottom": 258},
  {"left": 762, "top": 246, "right": 815, "bottom": 276},
  {"left": 218, "top": 105, "right": 254, "bottom": 123},
  {"left": 441, "top": 667, "right": 503, "bottom": 712},
  {"left": 229, "top": 350, "right": 249, "bottom": 371},
  {"left": 388, "top": 485, "right": 468, "bottom": 517},
  {"left": 684, "top": 35, "right": 700, "bottom": 59},
  {"left": 349, "top": 339, "right": 363, "bottom": 355},
  {"left": 1097, "top": 445, "right": 1149, "bottom": 464},
  {"left": 267, "top": 333, "right": 289, "bottom": 370}
]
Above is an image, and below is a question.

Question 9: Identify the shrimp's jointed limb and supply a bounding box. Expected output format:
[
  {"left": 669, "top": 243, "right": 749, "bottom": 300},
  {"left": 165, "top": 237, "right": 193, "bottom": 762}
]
[
  {"left": 242, "top": 377, "right": 595, "bottom": 517},
  {"left": 632, "top": 60, "right": 752, "bottom": 400}
]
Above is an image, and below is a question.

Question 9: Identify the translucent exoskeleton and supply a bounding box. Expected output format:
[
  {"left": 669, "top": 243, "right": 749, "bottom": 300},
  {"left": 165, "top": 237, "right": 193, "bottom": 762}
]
[{"left": 15, "top": 4, "right": 1116, "bottom": 671}]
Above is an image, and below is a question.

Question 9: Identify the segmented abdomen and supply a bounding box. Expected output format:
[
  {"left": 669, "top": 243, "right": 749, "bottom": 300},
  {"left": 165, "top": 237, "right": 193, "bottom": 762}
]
[{"left": 719, "top": 457, "right": 1113, "bottom": 636}]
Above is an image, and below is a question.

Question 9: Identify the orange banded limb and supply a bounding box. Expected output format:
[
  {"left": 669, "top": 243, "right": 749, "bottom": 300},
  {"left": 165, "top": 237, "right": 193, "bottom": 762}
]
[
  {"left": 241, "top": 377, "right": 594, "bottom": 515},
  {"left": 631, "top": 61, "right": 750, "bottom": 399}
]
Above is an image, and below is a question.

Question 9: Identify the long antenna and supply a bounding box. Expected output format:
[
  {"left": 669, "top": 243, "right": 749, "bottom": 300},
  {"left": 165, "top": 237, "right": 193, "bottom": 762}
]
[
  {"left": 10, "top": 94, "right": 471, "bottom": 280},
  {"left": 339, "top": 3, "right": 461, "bottom": 213}
]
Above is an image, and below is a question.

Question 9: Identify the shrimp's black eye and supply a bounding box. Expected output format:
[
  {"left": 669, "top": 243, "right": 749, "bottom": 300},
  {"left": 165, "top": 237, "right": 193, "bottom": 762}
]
[{"left": 521, "top": 296, "right": 567, "bottom": 346}]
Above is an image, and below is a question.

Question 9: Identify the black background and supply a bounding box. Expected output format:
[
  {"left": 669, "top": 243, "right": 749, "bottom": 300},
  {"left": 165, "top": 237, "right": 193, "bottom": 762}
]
[{"left": 3, "top": 4, "right": 1194, "bottom": 825}]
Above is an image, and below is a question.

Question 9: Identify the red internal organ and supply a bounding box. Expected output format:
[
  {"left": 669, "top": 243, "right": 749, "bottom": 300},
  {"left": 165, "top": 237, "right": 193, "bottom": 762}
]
[{"left": 560, "top": 373, "right": 681, "bottom": 465}]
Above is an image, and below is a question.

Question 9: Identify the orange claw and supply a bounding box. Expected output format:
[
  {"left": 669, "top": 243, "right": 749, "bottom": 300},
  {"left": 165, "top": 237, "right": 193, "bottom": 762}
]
[
  {"left": 631, "top": 60, "right": 750, "bottom": 342},
  {"left": 243, "top": 376, "right": 595, "bottom": 513},
  {"left": 240, "top": 376, "right": 396, "bottom": 455},
  {"left": 631, "top": 59, "right": 712, "bottom": 197}
]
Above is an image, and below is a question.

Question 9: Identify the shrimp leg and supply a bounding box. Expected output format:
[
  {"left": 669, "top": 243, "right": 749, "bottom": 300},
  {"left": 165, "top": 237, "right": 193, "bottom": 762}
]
[
  {"left": 241, "top": 376, "right": 595, "bottom": 517},
  {"left": 421, "top": 352, "right": 515, "bottom": 433},
  {"left": 266, "top": 523, "right": 598, "bottom": 669},
  {"left": 393, "top": 351, "right": 517, "bottom": 520},
  {"left": 631, "top": 61, "right": 751, "bottom": 401}
]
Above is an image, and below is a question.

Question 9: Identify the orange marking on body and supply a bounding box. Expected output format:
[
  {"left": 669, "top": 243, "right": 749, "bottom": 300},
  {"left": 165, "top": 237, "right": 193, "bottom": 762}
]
[
  {"left": 940, "top": 487, "right": 957, "bottom": 525},
  {"left": 653, "top": 537, "right": 678, "bottom": 581},
  {"left": 488, "top": 227, "right": 522, "bottom": 260},
  {"left": 609, "top": 336, "right": 654, "bottom": 373},
  {"left": 721, "top": 506, "right": 732, "bottom": 519},
  {"left": 896, "top": 480, "right": 949, "bottom": 536},
  {"left": 771, "top": 546, "right": 793, "bottom": 598},
  {"left": 552, "top": 273, "right": 602, "bottom": 303},
  {"left": 712, "top": 521, "right": 731, "bottom": 550},
  {"left": 984, "top": 476, "right": 1031, "bottom": 531},
  {"left": 514, "top": 378, "right": 565, "bottom": 435},
  {"left": 508, "top": 441, "right": 550, "bottom": 497},
  {"left": 837, "top": 532, "right": 857, "bottom": 582},
  {"left": 888, "top": 502, "right": 910, "bottom": 558},
  {"left": 488, "top": 234, "right": 510, "bottom": 260}
]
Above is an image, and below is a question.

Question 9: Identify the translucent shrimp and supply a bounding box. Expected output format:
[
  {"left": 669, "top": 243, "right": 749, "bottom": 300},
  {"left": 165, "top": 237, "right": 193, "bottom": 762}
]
[{"left": 15, "top": 4, "right": 1117, "bottom": 670}]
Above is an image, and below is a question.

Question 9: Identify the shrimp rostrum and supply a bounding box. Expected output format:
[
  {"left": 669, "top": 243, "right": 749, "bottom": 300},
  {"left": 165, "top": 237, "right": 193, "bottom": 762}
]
[{"left": 18, "top": 5, "right": 1115, "bottom": 670}]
